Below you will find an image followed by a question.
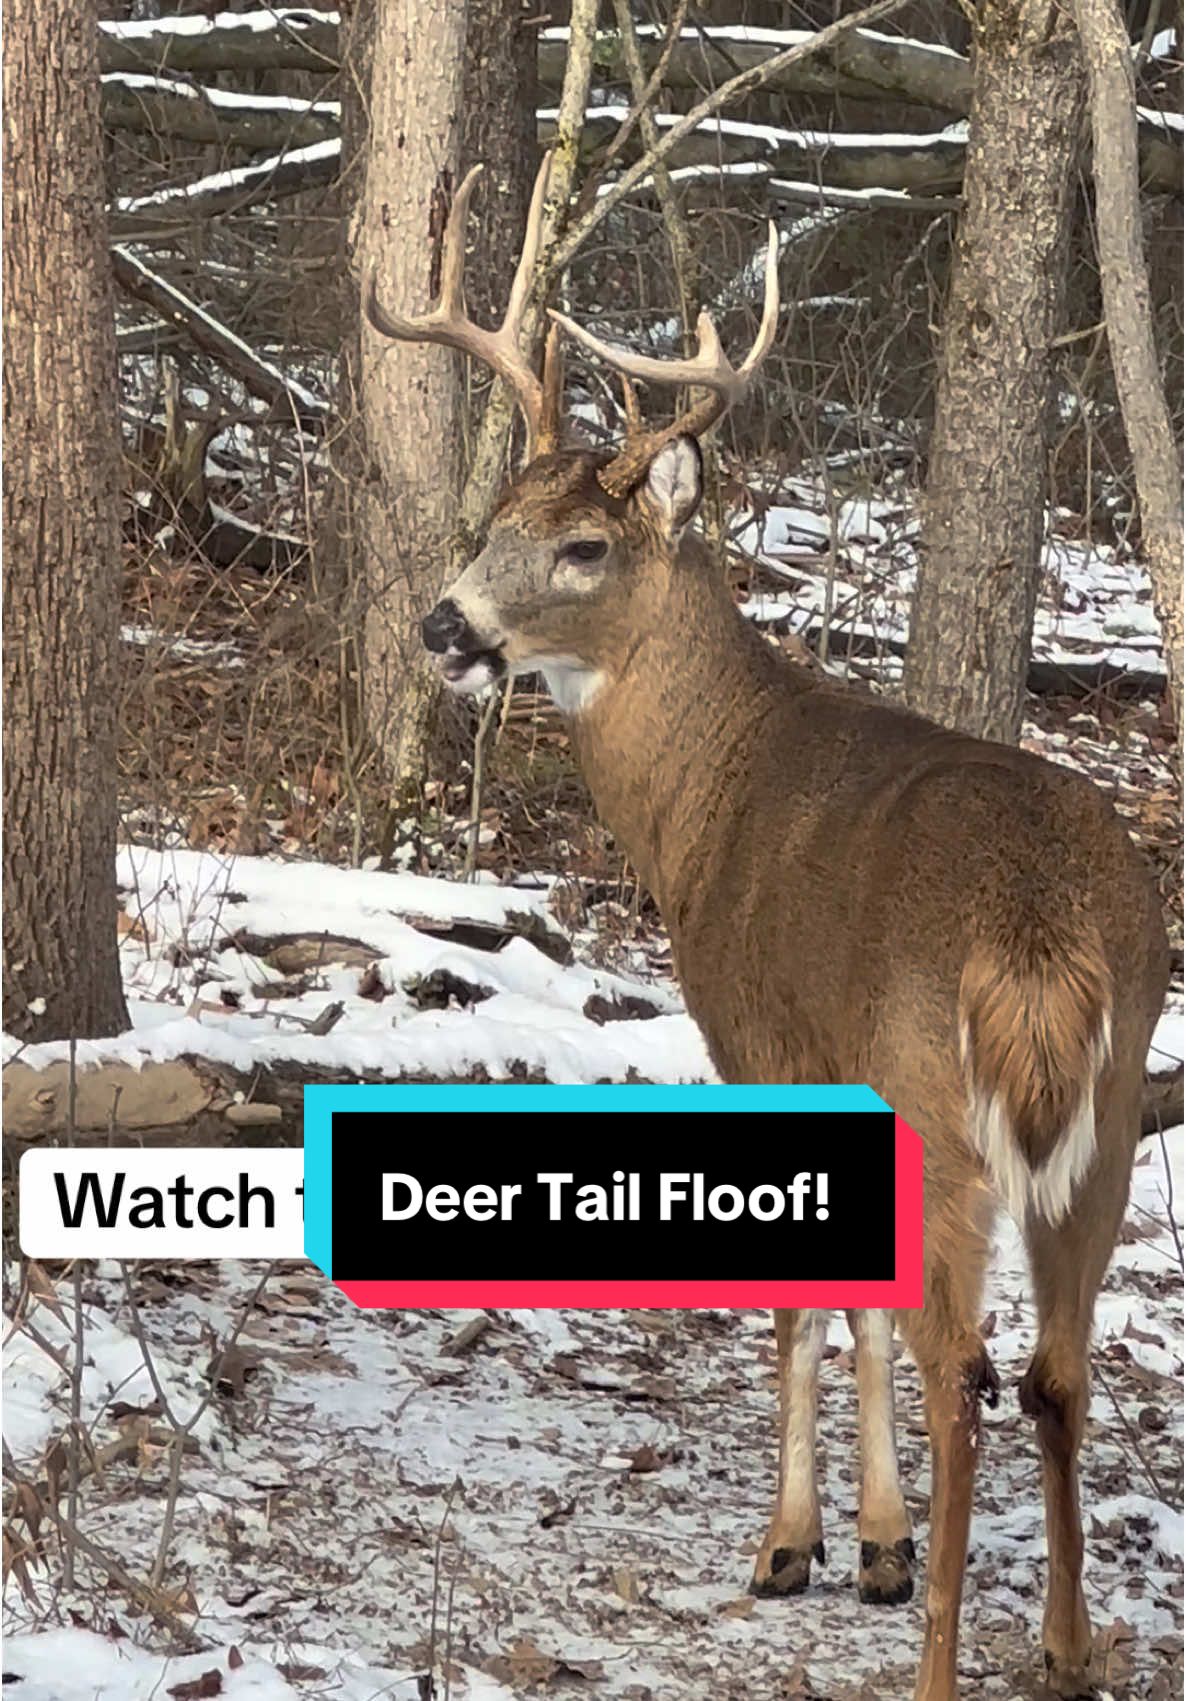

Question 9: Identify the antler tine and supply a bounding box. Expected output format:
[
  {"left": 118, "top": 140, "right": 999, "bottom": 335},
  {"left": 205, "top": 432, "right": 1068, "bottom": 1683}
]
[
  {"left": 548, "top": 221, "right": 780, "bottom": 497},
  {"left": 363, "top": 160, "right": 549, "bottom": 455},
  {"left": 620, "top": 375, "right": 644, "bottom": 435},
  {"left": 737, "top": 221, "right": 781, "bottom": 380},
  {"left": 438, "top": 163, "right": 485, "bottom": 318},
  {"left": 548, "top": 222, "right": 779, "bottom": 411},
  {"left": 537, "top": 322, "right": 565, "bottom": 455},
  {"left": 362, "top": 165, "right": 484, "bottom": 343},
  {"left": 548, "top": 303, "right": 739, "bottom": 403},
  {"left": 502, "top": 152, "right": 554, "bottom": 339}
]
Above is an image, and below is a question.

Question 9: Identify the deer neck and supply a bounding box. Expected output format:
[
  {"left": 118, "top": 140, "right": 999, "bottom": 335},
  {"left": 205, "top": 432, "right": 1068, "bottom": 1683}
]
[{"left": 568, "top": 557, "right": 807, "bottom": 914}]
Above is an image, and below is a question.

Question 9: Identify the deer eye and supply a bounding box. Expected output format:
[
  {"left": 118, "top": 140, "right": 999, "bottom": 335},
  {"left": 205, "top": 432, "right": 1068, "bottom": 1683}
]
[{"left": 561, "top": 539, "right": 608, "bottom": 566}]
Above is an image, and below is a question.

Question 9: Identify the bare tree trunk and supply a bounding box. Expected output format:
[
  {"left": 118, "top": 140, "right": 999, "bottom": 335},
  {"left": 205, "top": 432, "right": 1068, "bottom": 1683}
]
[
  {"left": 3, "top": 0, "right": 131, "bottom": 1042},
  {"left": 1073, "top": 0, "right": 1184, "bottom": 742},
  {"left": 355, "top": 0, "right": 467, "bottom": 793},
  {"left": 903, "top": 0, "right": 1084, "bottom": 743},
  {"left": 317, "top": 0, "right": 373, "bottom": 772},
  {"left": 459, "top": 0, "right": 538, "bottom": 338}
]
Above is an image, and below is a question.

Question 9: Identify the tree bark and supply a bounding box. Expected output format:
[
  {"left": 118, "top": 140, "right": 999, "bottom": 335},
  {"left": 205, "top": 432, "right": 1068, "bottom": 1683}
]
[
  {"left": 3, "top": 0, "right": 130, "bottom": 1041},
  {"left": 452, "top": 0, "right": 600, "bottom": 570},
  {"left": 355, "top": 0, "right": 467, "bottom": 792},
  {"left": 1073, "top": 0, "right": 1184, "bottom": 742},
  {"left": 459, "top": 0, "right": 538, "bottom": 340},
  {"left": 903, "top": 0, "right": 1085, "bottom": 743}
]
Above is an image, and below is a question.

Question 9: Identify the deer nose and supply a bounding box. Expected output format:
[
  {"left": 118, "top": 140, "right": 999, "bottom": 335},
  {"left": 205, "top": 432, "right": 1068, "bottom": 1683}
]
[{"left": 422, "top": 598, "right": 470, "bottom": 654}]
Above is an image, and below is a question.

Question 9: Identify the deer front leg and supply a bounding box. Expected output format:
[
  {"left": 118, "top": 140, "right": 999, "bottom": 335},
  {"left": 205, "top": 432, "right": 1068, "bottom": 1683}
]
[
  {"left": 847, "top": 1307, "right": 915, "bottom": 1605},
  {"left": 751, "top": 1308, "right": 827, "bottom": 1596}
]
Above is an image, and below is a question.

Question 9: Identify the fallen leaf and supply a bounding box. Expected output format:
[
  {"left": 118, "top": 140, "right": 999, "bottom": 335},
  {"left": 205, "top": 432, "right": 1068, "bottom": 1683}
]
[
  {"left": 484, "top": 1638, "right": 559, "bottom": 1687},
  {"left": 611, "top": 1567, "right": 640, "bottom": 1604},
  {"left": 166, "top": 1673, "right": 221, "bottom": 1700},
  {"left": 717, "top": 1596, "right": 756, "bottom": 1619}
]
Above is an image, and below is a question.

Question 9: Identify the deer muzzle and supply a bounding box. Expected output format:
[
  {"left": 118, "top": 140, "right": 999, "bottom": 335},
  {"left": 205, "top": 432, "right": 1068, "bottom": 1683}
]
[{"left": 421, "top": 597, "right": 506, "bottom": 694}]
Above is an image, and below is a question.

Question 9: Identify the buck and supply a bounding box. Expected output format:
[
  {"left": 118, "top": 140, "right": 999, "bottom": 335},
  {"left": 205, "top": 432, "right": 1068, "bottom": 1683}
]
[{"left": 365, "top": 157, "right": 1169, "bottom": 1701}]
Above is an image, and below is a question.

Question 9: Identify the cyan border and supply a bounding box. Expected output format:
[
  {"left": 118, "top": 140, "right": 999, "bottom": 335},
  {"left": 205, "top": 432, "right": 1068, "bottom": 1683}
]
[{"left": 302, "top": 1082, "right": 889, "bottom": 1277}]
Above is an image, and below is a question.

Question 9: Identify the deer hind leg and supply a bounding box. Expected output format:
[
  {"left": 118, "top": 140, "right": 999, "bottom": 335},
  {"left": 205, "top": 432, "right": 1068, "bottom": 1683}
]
[
  {"left": 751, "top": 1308, "right": 827, "bottom": 1595},
  {"left": 847, "top": 1308, "right": 914, "bottom": 1605},
  {"left": 1021, "top": 1100, "right": 1136, "bottom": 1700},
  {"left": 901, "top": 1188, "right": 996, "bottom": 1701}
]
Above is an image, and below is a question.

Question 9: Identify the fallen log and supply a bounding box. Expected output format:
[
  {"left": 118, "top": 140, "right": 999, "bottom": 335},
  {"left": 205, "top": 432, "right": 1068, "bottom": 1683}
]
[
  {"left": 112, "top": 246, "right": 327, "bottom": 431},
  {"left": 102, "top": 72, "right": 338, "bottom": 151},
  {"left": 109, "top": 140, "right": 339, "bottom": 240},
  {"left": 750, "top": 603, "right": 1167, "bottom": 701},
  {"left": 98, "top": 8, "right": 338, "bottom": 77},
  {"left": 4, "top": 1053, "right": 1177, "bottom": 1143},
  {"left": 95, "top": 16, "right": 1181, "bottom": 194}
]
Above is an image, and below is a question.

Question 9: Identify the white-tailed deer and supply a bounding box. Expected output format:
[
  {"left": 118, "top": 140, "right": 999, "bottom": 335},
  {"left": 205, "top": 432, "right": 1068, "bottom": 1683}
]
[{"left": 366, "top": 157, "right": 1170, "bottom": 1701}]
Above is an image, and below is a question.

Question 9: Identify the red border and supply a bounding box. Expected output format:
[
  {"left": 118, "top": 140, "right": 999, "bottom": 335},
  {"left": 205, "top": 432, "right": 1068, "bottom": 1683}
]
[{"left": 337, "top": 1120, "right": 924, "bottom": 1311}]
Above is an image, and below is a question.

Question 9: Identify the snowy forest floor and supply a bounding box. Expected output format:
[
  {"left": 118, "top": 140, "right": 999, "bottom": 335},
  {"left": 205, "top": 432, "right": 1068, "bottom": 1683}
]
[
  {"left": 2, "top": 833, "right": 1182, "bottom": 1700},
  {"left": 2, "top": 1148, "right": 1183, "bottom": 1701}
]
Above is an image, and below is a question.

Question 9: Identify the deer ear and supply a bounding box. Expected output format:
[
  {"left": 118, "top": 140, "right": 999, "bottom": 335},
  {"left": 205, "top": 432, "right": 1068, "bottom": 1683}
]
[{"left": 640, "top": 436, "right": 703, "bottom": 537}]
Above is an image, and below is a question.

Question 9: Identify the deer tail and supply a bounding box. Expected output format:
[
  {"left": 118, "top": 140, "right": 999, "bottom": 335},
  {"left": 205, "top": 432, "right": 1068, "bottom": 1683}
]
[{"left": 959, "top": 931, "right": 1113, "bottom": 1225}]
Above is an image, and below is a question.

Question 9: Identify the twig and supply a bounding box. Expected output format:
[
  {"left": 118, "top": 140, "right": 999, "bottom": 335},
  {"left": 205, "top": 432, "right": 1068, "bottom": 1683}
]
[
  {"left": 427, "top": 1475, "right": 464, "bottom": 1689},
  {"left": 609, "top": 0, "right": 698, "bottom": 356},
  {"left": 64, "top": 1043, "right": 83, "bottom": 1591},
  {"left": 574, "top": 0, "right": 690, "bottom": 200},
  {"left": 3, "top": 1442, "right": 200, "bottom": 1644},
  {"left": 118, "top": 1261, "right": 274, "bottom": 1593},
  {"left": 1095, "top": 1358, "right": 1174, "bottom": 1507},
  {"left": 465, "top": 690, "right": 501, "bottom": 881},
  {"left": 1157, "top": 1127, "right": 1184, "bottom": 1269}
]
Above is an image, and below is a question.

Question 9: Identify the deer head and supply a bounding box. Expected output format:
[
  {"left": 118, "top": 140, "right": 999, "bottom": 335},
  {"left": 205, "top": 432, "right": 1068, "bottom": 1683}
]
[{"left": 364, "top": 153, "right": 780, "bottom": 711}]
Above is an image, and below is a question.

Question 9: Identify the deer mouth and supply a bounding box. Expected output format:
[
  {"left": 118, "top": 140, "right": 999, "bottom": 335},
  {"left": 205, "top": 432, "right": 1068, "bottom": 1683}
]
[{"left": 438, "top": 647, "right": 507, "bottom": 693}]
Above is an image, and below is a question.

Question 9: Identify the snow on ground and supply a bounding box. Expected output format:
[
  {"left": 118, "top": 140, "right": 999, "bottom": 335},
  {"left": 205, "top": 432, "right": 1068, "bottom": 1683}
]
[
  {"left": 2, "top": 847, "right": 709, "bottom": 1086},
  {"left": 2, "top": 845, "right": 1175, "bottom": 1092},
  {"left": 3, "top": 1131, "right": 1182, "bottom": 1699},
  {"left": 735, "top": 484, "right": 1166, "bottom": 687},
  {"left": 2, "top": 844, "right": 1182, "bottom": 1697}
]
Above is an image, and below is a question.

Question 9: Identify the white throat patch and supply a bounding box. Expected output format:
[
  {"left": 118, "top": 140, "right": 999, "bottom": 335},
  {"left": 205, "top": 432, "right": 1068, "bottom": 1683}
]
[{"left": 536, "top": 658, "right": 606, "bottom": 717}]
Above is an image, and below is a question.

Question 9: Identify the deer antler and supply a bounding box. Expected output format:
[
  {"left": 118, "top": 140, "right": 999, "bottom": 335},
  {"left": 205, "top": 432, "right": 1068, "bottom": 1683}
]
[
  {"left": 549, "top": 223, "right": 780, "bottom": 497},
  {"left": 364, "top": 153, "right": 562, "bottom": 459}
]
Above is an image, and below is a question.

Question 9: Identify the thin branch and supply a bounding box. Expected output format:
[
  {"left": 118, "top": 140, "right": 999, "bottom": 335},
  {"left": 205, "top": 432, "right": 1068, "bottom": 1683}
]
[
  {"left": 112, "top": 246, "right": 327, "bottom": 431},
  {"left": 118, "top": 1261, "right": 273, "bottom": 1592},
  {"left": 545, "top": 0, "right": 915, "bottom": 285},
  {"left": 609, "top": 0, "right": 698, "bottom": 351},
  {"left": 1157, "top": 1127, "right": 1184, "bottom": 1270},
  {"left": 579, "top": 0, "right": 690, "bottom": 190},
  {"left": 1094, "top": 1360, "right": 1175, "bottom": 1507}
]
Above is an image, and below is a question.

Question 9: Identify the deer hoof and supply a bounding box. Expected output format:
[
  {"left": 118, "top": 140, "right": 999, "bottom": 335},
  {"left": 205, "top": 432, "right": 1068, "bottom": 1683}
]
[
  {"left": 858, "top": 1536, "right": 915, "bottom": 1605},
  {"left": 1043, "top": 1651, "right": 1098, "bottom": 1699},
  {"left": 750, "top": 1539, "right": 824, "bottom": 1597}
]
